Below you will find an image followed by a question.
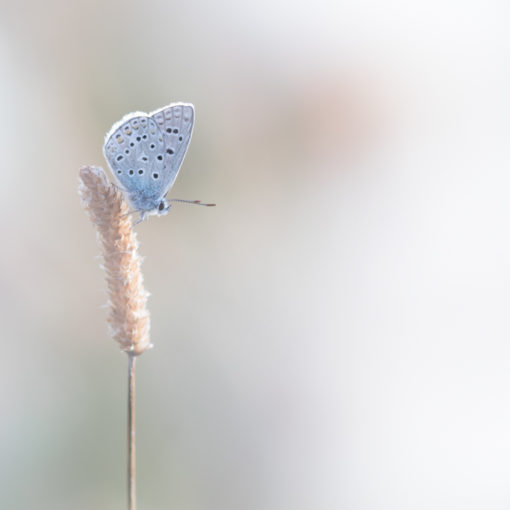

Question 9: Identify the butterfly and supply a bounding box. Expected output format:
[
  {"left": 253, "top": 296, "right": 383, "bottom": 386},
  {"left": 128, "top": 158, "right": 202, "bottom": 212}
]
[{"left": 103, "top": 103, "right": 214, "bottom": 222}]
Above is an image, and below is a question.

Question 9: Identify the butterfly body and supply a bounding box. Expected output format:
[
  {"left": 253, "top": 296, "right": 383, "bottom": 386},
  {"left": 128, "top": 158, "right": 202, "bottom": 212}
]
[{"left": 103, "top": 103, "right": 195, "bottom": 218}]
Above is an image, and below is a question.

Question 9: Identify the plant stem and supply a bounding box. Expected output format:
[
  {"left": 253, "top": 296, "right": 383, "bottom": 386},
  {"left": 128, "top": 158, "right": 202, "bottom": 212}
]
[{"left": 128, "top": 354, "right": 137, "bottom": 510}]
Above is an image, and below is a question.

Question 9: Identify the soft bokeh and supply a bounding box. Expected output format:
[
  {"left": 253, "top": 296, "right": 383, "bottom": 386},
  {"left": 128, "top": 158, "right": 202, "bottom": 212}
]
[{"left": 1, "top": 1, "right": 510, "bottom": 509}]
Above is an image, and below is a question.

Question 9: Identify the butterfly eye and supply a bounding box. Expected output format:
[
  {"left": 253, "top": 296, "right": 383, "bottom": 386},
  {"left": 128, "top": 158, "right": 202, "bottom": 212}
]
[{"left": 158, "top": 202, "right": 165, "bottom": 211}]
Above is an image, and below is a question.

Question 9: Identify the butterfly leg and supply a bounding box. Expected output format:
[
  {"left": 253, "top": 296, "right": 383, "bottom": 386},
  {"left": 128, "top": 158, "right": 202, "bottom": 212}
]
[
  {"left": 111, "top": 181, "right": 129, "bottom": 194},
  {"left": 120, "top": 209, "right": 141, "bottom": 219},
  {"left": 132, "top": 211, "right": 147, "bottom": 226}
]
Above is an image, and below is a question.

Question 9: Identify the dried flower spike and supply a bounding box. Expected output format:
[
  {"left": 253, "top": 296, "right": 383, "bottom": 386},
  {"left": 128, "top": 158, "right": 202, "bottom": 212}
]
[{"left": 78, "top": 165, "right": 151, "bottom": 355}]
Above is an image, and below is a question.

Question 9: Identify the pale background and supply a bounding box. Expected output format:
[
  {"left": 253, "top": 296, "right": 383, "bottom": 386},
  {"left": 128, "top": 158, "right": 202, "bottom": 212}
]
[{"left": 1, "top": 1, "right": 510, "bottom": 509}]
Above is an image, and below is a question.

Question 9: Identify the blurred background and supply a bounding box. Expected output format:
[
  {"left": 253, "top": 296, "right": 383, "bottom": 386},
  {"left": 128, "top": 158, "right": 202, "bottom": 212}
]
[{"left": 1, "top": 0, "right": 510, "bottom": 509}]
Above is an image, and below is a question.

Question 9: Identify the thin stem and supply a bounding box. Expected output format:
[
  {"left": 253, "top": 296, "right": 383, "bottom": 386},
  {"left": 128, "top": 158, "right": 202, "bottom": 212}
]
[{"left": 127, "top": 354, "right": 137, "bottom": 510}]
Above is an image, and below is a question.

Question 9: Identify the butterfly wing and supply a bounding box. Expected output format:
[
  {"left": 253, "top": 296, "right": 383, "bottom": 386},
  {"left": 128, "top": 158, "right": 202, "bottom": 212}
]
[
  {"left": 103, "top": 113, "right": 168, "bottom": 211},
  {"left": 149, "top": 103, "right": 195, "bottom": 196}
]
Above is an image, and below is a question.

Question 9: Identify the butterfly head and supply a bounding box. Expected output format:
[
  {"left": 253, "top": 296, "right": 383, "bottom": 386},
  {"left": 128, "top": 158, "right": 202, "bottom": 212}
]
[{"left": 157, "top": 199, "right": 170, "bottom": 215}]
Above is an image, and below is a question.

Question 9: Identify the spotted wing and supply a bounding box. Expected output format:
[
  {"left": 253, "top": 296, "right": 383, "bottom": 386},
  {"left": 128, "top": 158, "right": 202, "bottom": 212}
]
[
  {"left": 103, "top": 114, "right": 168, "bottom": 211},
  {"left": 150, "top": 103, "right": 195, "bottom": 195}
]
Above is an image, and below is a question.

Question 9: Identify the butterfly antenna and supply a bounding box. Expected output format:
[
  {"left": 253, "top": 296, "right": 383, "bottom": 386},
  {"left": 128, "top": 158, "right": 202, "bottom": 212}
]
[{"left": 168, "top": 199, "right": 216, "bottom": 207}]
